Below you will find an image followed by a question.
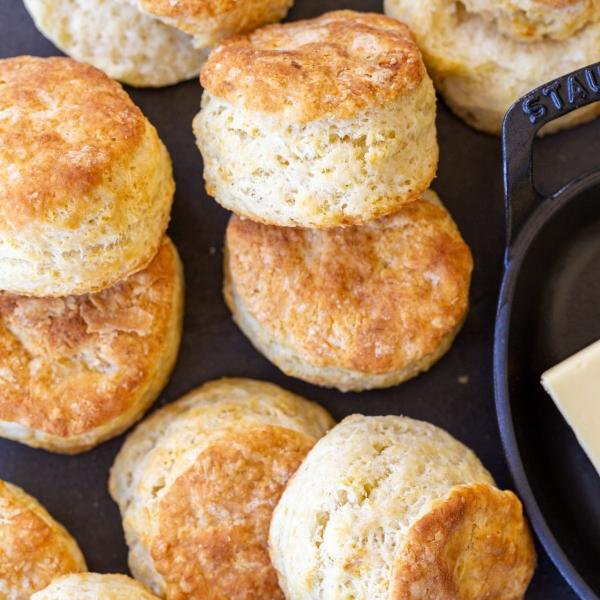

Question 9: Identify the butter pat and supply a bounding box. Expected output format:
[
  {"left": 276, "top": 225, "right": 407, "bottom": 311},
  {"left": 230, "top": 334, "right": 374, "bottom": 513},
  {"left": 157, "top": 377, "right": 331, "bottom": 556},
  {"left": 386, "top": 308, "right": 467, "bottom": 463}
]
[{"left": 541, "top": 339, "right": 600, "bottom": 477}]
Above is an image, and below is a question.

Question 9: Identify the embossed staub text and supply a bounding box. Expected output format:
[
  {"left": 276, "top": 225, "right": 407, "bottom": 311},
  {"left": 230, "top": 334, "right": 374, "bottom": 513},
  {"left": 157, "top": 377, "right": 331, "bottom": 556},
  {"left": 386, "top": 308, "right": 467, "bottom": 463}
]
[{"left": 521, "top": 65, "right": 600, "bottom": 124}]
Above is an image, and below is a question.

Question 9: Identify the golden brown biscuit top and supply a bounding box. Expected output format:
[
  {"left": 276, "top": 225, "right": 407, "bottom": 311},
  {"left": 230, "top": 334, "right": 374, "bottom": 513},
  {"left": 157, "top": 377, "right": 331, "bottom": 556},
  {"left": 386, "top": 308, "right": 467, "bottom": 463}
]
[
  {"left": 392, "top": 483, "right": 536, "bottom": 599},
  {"left": 226, "top": 198, "right": 473, "bottom": 375},
  {"left": 151, "top": 425, "right": 315, "bottom": 600},
  {"left": 0, "top": 481, "right": 85, "bottom": 599},
  {"left": 201, "top": 10, "right": 426, "bottom": 122},
  {"left": 0, "top": 56, "right": 146, "bottom": 227},
  {"left": 0, "top": 238, "right": 181, "bottom": 439}
]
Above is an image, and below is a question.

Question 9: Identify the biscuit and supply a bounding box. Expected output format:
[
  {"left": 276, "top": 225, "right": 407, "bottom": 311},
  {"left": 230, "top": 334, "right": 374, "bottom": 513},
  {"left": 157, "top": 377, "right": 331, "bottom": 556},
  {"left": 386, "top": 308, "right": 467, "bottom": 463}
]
[
  {"left": 269, "top": 415, "right": 536, "bottom": 599},
  {"left": 23, "top": 0, "right": 208, "bottom": 87},
  {"left": 384, "top": 0, "right": 600, "bottom": 135},
  {"left": 0, "top": 237, "right": 184, "bottom": 454},
  {"left": 194, "top": 11, "right": 438, "bottom": 228},
  {"left": 224, "top": 191, "right": 472, "bottom": 392},
  {"left": 460, "top": 0, "right": 595, "bottom": 41},
  {"left": 131, "top": 0, "right": 294, "bottom": 48},
  {"left": 0, "top": 56, "right": 174, "bottom": 296},
  {"left": 32, "top": 573, "right": 160, "bottom": 599},
  {"left": 0, "top": 480, "right": 86, "bottom": 600},
  {"left": 109, "top": 378, "right": 334, "bottom": 599}
]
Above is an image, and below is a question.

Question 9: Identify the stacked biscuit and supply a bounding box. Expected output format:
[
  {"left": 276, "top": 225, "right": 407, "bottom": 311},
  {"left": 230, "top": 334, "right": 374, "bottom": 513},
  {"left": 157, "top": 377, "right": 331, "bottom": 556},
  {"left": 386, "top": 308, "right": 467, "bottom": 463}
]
[
  {"left": 384, "top": 0, "right": 600, "bottom": 134},
  {"left": 0, "top": 55, "right": 184, "bottom": 454},
  {"left": 194, "top": 10, "right": 473, "bottom": 392},
  {"left": 23, "top": 0, "right": 296, "bottom": 87}
]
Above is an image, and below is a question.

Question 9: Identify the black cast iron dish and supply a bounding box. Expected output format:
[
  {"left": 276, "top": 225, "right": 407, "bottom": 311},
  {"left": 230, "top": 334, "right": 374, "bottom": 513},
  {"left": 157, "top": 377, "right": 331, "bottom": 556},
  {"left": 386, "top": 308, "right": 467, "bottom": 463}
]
[{"left": 496, "top": 63, "right": 600, "bottom": 600}]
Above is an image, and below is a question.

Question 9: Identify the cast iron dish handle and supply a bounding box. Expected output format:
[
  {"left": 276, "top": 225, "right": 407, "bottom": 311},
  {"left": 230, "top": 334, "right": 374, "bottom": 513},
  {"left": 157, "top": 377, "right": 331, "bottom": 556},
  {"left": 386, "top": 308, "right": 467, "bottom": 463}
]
[{"left": 502, "top": 61, "right": 600, "bottom": 249}]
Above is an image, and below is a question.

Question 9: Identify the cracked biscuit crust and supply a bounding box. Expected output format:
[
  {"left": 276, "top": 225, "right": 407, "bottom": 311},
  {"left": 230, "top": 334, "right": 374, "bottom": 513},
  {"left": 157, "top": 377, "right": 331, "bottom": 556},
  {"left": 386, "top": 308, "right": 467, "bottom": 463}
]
[{"left": 0, "top": 237, "right": 184, "bottom": 454}]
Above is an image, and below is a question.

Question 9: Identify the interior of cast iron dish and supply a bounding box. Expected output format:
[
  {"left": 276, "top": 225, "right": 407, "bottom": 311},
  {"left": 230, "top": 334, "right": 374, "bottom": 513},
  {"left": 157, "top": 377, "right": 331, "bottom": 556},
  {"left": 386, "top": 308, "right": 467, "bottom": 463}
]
[{"left": 505, "top": 181, "right": 600, "bottom": 595}]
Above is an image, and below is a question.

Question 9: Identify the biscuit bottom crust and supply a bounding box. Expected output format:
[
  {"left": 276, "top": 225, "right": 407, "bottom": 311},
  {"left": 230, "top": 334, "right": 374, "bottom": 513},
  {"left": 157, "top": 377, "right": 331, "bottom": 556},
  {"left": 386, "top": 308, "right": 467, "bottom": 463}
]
[
  {"left": 393, "top": 483, "right": 536, "bottom": 599},
  {"left": 0, "top": 237, "right": 184, "bottom": 453}
]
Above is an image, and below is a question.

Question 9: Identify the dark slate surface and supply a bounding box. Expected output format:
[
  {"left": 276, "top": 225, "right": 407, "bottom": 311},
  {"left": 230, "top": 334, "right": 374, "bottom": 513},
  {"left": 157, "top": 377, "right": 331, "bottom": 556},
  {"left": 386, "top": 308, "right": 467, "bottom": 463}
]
[{"left": 4, "top": 1, "right": 599, "bottom": 597}]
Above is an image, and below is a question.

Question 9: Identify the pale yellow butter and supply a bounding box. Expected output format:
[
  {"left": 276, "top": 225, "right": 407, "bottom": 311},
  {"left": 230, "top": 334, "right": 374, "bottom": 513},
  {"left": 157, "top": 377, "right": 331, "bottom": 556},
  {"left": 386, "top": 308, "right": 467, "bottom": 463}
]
[{"left": 541, "top": 339, "right": 600, "bottom": 477}]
